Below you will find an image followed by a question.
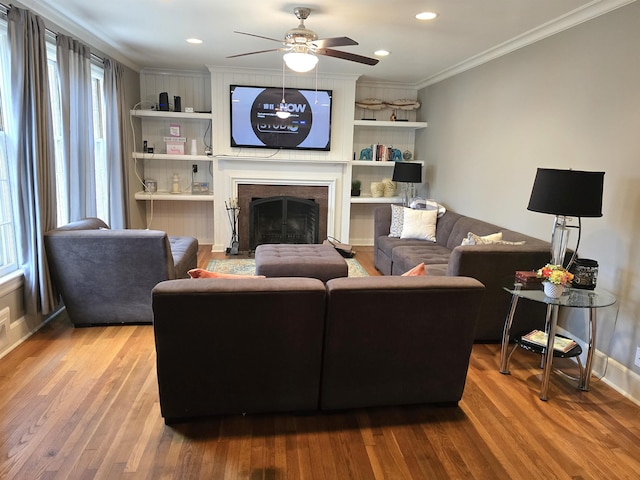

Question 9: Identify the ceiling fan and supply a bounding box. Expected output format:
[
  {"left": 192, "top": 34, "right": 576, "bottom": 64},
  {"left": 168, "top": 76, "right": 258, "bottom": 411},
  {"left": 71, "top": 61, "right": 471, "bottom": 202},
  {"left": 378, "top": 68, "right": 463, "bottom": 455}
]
[{"left": 227, "top": 7, "right": 379, "bottom": 72}]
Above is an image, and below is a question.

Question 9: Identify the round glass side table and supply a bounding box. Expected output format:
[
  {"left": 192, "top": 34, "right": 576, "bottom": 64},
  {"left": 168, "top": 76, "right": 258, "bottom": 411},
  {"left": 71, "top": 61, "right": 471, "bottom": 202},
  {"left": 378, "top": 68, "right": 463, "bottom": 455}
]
[{"left": 499, "top": 278, "right": 616, "bottom": 401}]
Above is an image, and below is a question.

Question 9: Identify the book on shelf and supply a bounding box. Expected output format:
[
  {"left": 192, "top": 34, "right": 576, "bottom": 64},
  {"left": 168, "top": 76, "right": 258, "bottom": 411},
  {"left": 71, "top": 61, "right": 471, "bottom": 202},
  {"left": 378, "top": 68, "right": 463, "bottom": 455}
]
[{"left": 521, "top": 329, "right": 578, "bottom": 353}]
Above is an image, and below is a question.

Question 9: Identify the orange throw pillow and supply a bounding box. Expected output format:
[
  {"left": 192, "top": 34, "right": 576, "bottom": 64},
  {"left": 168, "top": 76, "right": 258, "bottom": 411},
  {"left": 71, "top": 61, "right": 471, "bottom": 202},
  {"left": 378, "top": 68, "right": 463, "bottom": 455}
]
[
  {"left": 188, "top": 268, "right": 266, "bottom": 279},
  {"left": 401, "top": 263, "right": 426, "bottom": 276}
]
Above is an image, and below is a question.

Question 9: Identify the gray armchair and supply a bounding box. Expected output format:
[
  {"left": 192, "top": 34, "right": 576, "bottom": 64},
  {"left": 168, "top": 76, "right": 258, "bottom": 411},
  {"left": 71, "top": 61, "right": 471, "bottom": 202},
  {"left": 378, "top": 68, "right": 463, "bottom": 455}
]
[{"left": 44, "top": 218, "right": 198, "bottom": 326}]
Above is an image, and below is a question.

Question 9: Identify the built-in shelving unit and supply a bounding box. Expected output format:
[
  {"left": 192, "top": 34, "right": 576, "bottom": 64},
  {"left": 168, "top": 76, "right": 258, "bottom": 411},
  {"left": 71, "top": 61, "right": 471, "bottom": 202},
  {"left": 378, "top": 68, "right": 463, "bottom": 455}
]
[{"left": 348, "top": 115, "right": 427, "bottom": 245}]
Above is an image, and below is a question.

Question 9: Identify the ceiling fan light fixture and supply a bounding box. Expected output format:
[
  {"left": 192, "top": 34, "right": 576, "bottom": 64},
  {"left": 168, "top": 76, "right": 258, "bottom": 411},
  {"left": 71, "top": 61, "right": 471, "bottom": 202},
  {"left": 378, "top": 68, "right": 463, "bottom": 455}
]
[
  {"left": 374, "top": 49, "right": 390, "bottom": 57},
  {"left": 276, "top": 107, "right": 291, "bottom": 119},
  {"left": 283, "top": 51, "right": 318, "bottom": 73}
]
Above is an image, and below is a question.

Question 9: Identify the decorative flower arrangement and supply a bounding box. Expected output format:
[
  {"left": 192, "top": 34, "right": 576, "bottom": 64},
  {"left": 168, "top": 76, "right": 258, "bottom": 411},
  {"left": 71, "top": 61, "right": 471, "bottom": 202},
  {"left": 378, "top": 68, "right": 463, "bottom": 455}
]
[{"left": 536, "top": 264, "right": 574, "bottom": 286}]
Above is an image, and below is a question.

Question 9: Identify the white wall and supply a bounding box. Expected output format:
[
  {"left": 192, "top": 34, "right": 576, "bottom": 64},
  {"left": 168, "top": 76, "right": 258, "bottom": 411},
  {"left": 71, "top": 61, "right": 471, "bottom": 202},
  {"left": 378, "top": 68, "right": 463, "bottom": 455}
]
[{"left": 419, "top": 1, "right": 640, "bottom": 401}]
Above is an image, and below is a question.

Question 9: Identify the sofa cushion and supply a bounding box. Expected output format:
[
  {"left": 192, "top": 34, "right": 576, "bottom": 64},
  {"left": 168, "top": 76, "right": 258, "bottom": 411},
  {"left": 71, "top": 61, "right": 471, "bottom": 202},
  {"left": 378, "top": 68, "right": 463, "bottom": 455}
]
[
  {"left": 391, "top": 244, "right": 452, "bottom": 275},
  {"left": 168, "top": 235, "right": 199, "bottom": 279}
]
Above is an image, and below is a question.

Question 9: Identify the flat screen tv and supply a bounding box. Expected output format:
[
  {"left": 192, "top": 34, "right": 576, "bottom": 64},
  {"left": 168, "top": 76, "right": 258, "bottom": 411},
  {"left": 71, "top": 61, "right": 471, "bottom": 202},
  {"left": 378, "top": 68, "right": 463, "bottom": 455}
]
[{"left": 230, "top": 85, "right": 332, "bottom": 151}]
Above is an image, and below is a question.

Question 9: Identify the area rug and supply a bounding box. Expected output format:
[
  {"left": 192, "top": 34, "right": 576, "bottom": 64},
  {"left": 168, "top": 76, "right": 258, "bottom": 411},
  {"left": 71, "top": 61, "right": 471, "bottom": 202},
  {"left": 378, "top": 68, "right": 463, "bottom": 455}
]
[{"left": 206, "top": 257, "right": 369, "bottom": 277}]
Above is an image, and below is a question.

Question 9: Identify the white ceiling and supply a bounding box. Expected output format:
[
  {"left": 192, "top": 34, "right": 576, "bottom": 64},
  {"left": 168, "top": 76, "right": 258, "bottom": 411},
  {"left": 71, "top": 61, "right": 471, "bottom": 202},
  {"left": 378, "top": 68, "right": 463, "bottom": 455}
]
[{"left": 15, "top": 0, "right": 633, "bottom": 85}]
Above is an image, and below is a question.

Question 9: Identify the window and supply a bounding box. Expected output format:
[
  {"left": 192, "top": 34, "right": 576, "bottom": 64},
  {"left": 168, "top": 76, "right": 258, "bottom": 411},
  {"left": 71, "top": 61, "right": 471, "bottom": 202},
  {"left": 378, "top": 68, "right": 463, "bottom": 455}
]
[
  {"left": 0, "top": 20, "right": 110, "bottom": 280},
  {"left": 0, "top": 19, "right": 18, "bottom": 277},
  {"left": 91, "top": 64, "right": 108, "bottom": 221},
  {"left": 46, "top": 41, "right": 108, "bottom": 226}
]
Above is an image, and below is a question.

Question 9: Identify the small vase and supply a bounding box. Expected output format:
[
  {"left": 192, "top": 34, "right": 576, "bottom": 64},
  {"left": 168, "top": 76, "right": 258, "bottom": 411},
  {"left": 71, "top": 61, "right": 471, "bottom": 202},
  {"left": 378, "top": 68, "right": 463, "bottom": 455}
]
[
  {"left": 370, "top": 182, "right": 384, "bottom": 198},
  {"left": 382, "top": 178, "right": 397, "bottom": 197},
  {"left": 543, "top": 282, "right": 565, "bottom": 299}
]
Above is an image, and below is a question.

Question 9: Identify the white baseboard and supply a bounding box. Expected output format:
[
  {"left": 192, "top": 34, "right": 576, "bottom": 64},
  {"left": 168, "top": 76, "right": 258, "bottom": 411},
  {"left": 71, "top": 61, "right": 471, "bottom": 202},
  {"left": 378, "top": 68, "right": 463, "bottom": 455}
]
[
  {"left": 348, "top": 238, "right": 373, "bottom": 246},
  {"left": 0, "top": 310, "right": 56, "bottom": 361},
  {"left": 598, "top": 355, "right": 640, "bottom": 407}
]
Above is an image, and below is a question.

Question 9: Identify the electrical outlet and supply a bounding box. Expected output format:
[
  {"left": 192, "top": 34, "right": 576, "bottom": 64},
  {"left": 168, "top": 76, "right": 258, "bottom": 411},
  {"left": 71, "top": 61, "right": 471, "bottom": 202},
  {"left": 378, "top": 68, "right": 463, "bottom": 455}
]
[
  {"left": 635, "top": 347, "right": 640, "bottom": 367},
  {"left": 192, "top": 164, "right": 198, "bottom": 173}
]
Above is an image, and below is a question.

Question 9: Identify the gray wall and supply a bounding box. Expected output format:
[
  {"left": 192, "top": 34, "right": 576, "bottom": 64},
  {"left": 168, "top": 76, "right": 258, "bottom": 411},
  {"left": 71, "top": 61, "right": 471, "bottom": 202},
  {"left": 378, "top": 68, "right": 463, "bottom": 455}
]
[{"left": 418, "top": 1, "right": 640, "bottom": 398}]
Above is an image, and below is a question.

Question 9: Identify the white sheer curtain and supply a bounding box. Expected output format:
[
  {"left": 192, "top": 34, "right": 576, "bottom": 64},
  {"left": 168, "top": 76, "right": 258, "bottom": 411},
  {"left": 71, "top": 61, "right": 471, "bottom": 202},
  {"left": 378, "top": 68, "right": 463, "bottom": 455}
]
[
  {"left": 56, "top": 34, "right": 96, "bottom": 221},
  {"left": 103, "top": 58, "right": 127, "bottom": 228},
  {"left": 7, "top": 6, "right": 57, "bottom": 316}
]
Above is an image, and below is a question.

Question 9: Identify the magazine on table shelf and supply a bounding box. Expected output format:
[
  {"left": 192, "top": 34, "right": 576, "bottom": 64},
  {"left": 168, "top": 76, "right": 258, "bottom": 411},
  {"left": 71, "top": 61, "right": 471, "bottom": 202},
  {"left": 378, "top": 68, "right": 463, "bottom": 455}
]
[{"left": 521, "top": 329, "right": 578, "bottom": 353}]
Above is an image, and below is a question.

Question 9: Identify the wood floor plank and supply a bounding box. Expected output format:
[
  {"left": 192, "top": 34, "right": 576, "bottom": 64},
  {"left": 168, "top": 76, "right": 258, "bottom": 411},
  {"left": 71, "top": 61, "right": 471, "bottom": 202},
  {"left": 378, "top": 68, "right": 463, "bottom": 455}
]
[{"left": 1, "top": 245, "right": 640, "bottom": 479}]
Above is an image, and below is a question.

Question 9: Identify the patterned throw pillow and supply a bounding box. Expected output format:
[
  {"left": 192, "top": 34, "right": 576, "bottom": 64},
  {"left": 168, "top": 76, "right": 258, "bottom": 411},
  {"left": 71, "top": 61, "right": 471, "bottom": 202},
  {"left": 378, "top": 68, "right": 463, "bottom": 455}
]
[
  {"left": 409, "top": 198, "right": 447, "bottom": 218},
  {"left": 463, "top": 232, "right": 526, "bottom": 246},
  {"left": 461, "top": 232, "right": 503, "bottom": 246},
  {"left": 388, "top": 204, "right": 405, "bottom": 237}
]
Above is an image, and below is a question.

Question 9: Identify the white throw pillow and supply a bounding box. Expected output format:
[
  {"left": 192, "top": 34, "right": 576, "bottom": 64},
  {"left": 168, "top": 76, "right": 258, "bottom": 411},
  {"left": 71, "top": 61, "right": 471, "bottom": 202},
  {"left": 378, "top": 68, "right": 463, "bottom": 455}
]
[
  {"left": 400, "top": 207, "right": 437, "bottom": 241},
  {"left": 461, "top": 231, "right": 503, "bottom": 246},
  {"left": 388, "top": 204, "right": 404, "bottom": 237}
]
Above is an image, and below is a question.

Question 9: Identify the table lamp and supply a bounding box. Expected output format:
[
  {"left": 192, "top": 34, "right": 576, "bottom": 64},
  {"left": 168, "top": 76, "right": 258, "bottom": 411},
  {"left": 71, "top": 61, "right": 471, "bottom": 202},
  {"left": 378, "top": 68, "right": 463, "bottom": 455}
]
[
  {"left": 527, "top": 168, "right": 604, "bottom": 268},
  {"left": 392, "top": 162, "right": 422, "bottom": 206}
]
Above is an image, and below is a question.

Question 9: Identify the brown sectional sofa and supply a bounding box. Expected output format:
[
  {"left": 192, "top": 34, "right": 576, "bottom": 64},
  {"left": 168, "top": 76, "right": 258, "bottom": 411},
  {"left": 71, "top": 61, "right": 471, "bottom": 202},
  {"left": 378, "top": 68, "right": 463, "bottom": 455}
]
[
  {"left": 374, "top": 206, "right": 553, "bottom": 342},
  {"left": 151, "top": 275, "right": 485, "bottom": 423}
]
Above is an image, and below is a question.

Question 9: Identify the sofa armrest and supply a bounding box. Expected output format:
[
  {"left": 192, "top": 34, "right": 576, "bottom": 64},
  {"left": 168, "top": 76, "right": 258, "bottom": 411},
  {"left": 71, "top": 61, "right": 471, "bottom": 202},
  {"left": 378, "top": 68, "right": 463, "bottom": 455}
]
[
  {"left": 447, "top": 245, "right": 552, "bottom": 341},
  {"left": 374, "top": 206, "right": 392, "bottom": 238}
]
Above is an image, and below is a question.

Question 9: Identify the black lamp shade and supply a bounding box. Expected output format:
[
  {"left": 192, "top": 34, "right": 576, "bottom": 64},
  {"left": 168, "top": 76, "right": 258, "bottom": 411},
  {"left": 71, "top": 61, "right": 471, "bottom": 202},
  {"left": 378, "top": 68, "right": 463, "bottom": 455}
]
[
  {"left": 527, "top": 168, "right": 604, "bottom": 217},
  {"left": 392, "top": 162, "right": 422, "bottom": 183}
]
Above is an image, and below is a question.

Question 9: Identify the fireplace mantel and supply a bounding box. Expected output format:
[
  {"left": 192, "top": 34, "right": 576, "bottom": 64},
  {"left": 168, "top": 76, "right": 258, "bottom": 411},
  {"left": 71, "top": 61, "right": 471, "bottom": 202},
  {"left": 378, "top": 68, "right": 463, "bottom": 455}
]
[{"left": 212, "top": 155, "right": 351, "bottom": 252}]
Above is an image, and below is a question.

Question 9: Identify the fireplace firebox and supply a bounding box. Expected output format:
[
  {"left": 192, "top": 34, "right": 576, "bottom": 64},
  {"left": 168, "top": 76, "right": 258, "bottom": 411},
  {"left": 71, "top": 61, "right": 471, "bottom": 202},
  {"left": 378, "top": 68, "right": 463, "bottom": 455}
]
[{"left": 249, "top": 196, "right": 320, "bottom": 251}]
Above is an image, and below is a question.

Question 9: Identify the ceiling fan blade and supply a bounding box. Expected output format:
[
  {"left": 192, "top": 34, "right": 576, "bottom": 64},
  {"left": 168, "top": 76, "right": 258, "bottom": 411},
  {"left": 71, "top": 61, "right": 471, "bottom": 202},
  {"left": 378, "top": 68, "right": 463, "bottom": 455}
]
[
  {"left": 311, "top": 36, "right": 358, "bottom": 49},
  {"left": 316, "top": 48, "right": 379, "bottom": 66},
  {"left": 234, "top": 31, "right": 283, "bottom": 44},
  {"left": 226, "top": 48, "right": 285, "bottom": 59}
]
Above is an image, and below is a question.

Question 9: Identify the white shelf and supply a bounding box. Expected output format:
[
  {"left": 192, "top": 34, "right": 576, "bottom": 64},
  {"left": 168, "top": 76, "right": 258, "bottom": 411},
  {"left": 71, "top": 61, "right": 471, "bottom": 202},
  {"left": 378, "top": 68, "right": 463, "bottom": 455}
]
[
  {"left": 132, "top": 152, "right": 212, "bottom": 161},
  {"left": 135, "top": 191, "right": 214, "bottom": 202},
  {"left": 351, "top": 160, "right": 424, "bottom": 166},
  {"left": 130, "top": 109, "right": 212, "bottom": 120},
  {"left": 353, "top": 120, "right": 428, "bottom": 129},
  {"left": 351, "top": 196, "right": 402, "bottom": 204},
  {"left": 352, "top": 160, "right": 398, "bottom": 167}
]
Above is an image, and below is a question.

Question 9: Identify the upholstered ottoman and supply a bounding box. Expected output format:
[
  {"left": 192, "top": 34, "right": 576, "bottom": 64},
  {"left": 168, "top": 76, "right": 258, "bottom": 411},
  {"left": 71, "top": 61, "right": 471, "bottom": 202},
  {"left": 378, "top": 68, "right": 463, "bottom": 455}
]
[{"left": 255, "top": 244, "right": 348, "bottom": 282}]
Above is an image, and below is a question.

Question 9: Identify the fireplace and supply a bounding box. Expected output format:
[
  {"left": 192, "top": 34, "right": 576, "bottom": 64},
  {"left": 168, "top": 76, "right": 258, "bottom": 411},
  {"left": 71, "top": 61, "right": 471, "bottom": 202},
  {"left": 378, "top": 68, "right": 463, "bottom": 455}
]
[
  {"left": 249, "top": 196, "right": 320, "bottom": 251},
  {"left": 237, "top": 184, "right": 328, "bottom": 251}
]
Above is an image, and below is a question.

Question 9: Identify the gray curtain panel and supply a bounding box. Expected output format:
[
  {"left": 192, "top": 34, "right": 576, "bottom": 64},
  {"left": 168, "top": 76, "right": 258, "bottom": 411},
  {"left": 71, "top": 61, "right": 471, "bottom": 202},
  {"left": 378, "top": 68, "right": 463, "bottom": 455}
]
[
  {"left": 7, "top": 6, "right": 58, "bottom": 316},
  {"left": 103, "top": 58, "right": 128, "bottom": 229}
]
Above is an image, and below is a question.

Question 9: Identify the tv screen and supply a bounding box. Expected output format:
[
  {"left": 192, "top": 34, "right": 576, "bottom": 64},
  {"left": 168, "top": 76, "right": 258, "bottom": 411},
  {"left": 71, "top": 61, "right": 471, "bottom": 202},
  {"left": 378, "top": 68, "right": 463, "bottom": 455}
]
[{"left": 230, "top": 85, "right": 332, "bottom": 151}]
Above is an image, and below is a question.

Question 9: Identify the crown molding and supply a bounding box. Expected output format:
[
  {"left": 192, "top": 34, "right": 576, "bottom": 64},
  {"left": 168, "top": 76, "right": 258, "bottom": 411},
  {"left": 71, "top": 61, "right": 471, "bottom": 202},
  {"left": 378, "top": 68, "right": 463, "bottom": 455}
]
[
  {"left": 417, "top": 0, "right": 637, "bottom": 90},
  {"left": 206, "top": 65, "right": 361, "bottom": 83},
  {"left": 12, "top": 0, "right": 141, "bottom": 71}
]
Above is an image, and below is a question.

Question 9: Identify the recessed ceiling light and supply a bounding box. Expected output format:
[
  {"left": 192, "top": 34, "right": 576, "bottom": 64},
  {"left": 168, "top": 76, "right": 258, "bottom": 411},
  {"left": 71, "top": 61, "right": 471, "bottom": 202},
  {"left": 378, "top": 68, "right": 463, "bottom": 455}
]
[
  {"left": 186, "top": 38, "right": 203, "bottom": 44},
  {"left": 416, "top": 11, "right": 438, "bottom": 21},
  {"left": 374, "top": 49, "right": 390, "bottom": 57}
]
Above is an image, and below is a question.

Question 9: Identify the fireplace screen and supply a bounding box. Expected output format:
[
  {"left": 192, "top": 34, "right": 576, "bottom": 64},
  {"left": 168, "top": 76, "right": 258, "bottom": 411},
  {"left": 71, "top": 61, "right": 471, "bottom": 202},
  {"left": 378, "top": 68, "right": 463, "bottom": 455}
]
[{"left": 249, "top": 196, "right": 320, "bottom": 251}]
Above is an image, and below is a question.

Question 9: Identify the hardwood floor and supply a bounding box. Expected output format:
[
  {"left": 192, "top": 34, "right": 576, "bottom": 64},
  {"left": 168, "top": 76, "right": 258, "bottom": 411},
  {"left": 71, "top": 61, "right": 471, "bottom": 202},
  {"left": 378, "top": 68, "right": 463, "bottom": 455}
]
[{"left": 1, "top": 245, "right": 640, "bottom": 479}]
